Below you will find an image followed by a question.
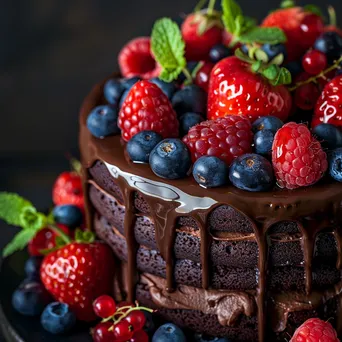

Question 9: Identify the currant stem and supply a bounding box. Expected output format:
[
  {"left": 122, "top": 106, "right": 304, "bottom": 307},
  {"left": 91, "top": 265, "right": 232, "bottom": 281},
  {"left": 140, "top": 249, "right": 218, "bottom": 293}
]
[
  {"left": 207, "top": 0, "right": 216, "bottom": 16},
  {"left": 49, "top": 223, "right": 71, "bottom": 244},
  {"left": 328, "top": 6, "right": 337, "bottom": 27},
  {"left": 182, "top": 68, "right": 193, "bottom": 85}
]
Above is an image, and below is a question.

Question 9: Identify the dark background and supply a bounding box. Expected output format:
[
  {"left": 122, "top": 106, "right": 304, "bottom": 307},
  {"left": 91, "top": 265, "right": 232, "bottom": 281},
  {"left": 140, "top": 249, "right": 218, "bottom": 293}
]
[{"left": 0, "top": 0, "right": 341, "bottom": 339}]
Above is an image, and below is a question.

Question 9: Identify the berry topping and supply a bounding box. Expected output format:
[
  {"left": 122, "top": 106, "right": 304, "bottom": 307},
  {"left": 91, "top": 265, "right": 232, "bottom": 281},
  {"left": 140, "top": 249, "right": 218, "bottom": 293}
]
[
  {"left": 104, "top": 79, "right": 125, "bottom": 105},
  {"left": 193, "top": 156, "right": 229, "bottom": 188},
  {"left": 179, "top": 112, "right": 204, "bottom": 137},
  {"left": 302, "top": 50, "right": 327, "bottom": 75},
  {"left": 124, "top": 310, "right": 146, "bottom": 331},
  {"left": 254, "top": 130, "right": 275, "bottom": 156},
  {"left": 149, "top": 78, "right": 177, "bottom": 99},
  {"left": 209, "top": 44, "right": 232, "bottom": 64},
  {"left": 87, "top": 105, "right": 120, "bottom": 139},
  {"left": 272, "top": 122, "right": 328, "bottom": 189},
  {"left": 183, "top": 115, "right": 253, "bottom": 165},
  {"left": 52, "top": 204, "right": 83, "bottom": 228},
  {"left": 24, "top": 256, "right": 43, "bottom": 279},
  {"left": 229, "top": 154, "right": 274, "bottom": 192},
  {"left": 119, "top": 80, "right": 179, "bottom": 141},
  {"left": 313, "top": 31, "right": 342, "bottom": 63},
  {"left": 41, "top": 302, "right": 76, "bottom": 335},
  {"left": 131, "top": 330, "right": 149, "bottom": 342},
  {"left": 152, "top": 323, "right": 186, "bottom": 342},
  {"left": 113, "top": 320, "right": 134, "bottom": 341},
  {"left": 118, "top": 37, "right": 161, "bottom": 79},
  {"left": 329, "top": 147, "right": 342, "bottom": 182},
  {"left": 252, "top": 116, "right": 284, "bottom": 134},
  {"left": 93, "top": 295, "right": 117, "bottom": 319},
  {"left": 312, "top": 124, "right": 342, "bottom": 150},
  {"left": 149, "top": 139, "right": 192, "bottom": 179},
  {"left": 194, "top": 61, "right": 214, "bottom": 92},
  {"left": 127, "top": 130, "right": 163, "bottom": 163},
  {"left": 260, "top": 43, "right": 287, "bottom": 62},
  {"left": 92, "top": 322, "right": 114, "bottom": 342}
]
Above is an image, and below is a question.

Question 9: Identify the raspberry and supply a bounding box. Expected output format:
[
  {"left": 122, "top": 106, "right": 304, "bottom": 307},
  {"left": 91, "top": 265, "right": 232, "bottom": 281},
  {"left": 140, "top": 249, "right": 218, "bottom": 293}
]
[
  {"left": 290, "top": 318, "right": 339, "bottom": 342},
  {"left": 118, "top": 37, "right": 161, "bottom": 79},
  {"left": 182, "top": 115, "right": 253, "bottom": 165},
  {"left": 118, "top": 81, "right": 179, "bottom": 141},
  {"left": 272, "top": 122, "right": 328, "bottom": 189}
]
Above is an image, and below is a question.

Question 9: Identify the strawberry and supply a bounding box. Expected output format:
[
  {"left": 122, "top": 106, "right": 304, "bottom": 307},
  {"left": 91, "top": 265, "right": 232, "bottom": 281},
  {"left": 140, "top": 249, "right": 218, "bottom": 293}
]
[
  {"left": 272, "top": 122, "right": 327, "bottom": 189},
  {"left": 262, "top": 7, "right": 324, "bottom": 61},
  {"left": 207, "top": 56, "right": 292, "bottom": 122},
  {"left": 290, "top": 318, "right": 339, "bottom": 342},
  {"left": 52, "top": 171, "right": 84, "bottom": 209},
  {"left": 118, "top": 37, "right": 161, "bottom": 79},
  {"left": 40, "top": 241, "right": 115, "bottom": 322},
  {"left": 312, "top": 75, "right": 342, "bottom": 129},
  {"left": 118, "top": 80, "right": 179, "bottom": 142}
]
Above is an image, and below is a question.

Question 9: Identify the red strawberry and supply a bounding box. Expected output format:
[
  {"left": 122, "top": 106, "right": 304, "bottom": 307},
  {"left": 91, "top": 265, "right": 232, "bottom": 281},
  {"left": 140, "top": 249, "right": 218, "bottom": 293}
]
[
  {"left": 290, "top": 318, "right": 339, "bottom": 342},
  {"left": 52, "top": 171, "right": 84, "bottom": 208},
  {"left": 181, "top": 13, "right": 222, "bottom": 61},
  {"left": 262, "top": 7, "right": 324, "bottom": 61},
  {"left": 118, "top": 37, "right": 161, "bottom": 79},
  {"left": 272, "top": 122, "right": 327, "bottom": 189},
  {"left": 182, "top": 115, "right": 253, "bottom": 165},
  {"left": 40, "top": 241, "right": 115, "bottom": 321},
  {"left": 312, "top": 75, "right": 342, "bottom": 129},
  {"left": 207, "top": 56, "right": 292, "bottom": 122},
  {"left": 118, "top": 80, "right": 179, "bottom": 141}
]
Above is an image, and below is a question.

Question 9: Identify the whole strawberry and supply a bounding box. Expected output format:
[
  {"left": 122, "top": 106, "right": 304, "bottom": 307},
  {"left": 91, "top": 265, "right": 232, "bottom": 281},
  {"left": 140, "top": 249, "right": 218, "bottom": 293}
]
[
  {"left": 272, "top": 122, "right": 328, "bottom": 189},
  {"left": 207, "top": 56, "right": 292, "bottom": 122},
  {"left": 290, "top": 318, "right": 339, "bottom": 342},
  {"left": 40, "top": 241, "right": 115, "bottom": 322},
  {"left": 183, "top": 115, "right": 253, "bottom": 165},
  {"left": 118, "top": 80, "right": 179, "bottom": 141}
]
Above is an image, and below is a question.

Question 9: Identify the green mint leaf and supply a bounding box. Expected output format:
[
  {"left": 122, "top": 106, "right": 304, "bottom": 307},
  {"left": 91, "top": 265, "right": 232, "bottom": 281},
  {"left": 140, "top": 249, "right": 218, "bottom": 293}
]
[
  {"left": 74, "top": 228, "right": 95, "bottom": 244},
  {"left": 239, "top": 27, "right": 287, "bottom": 44},
  {"left": 242, "top": 16, "right": 257, "bottom": 32},
  {"left": 3, "top": 229, "right": 37, "bottom": 257},
  {"left": 151, "top": 18, "right": 186, "bottom": 82},
  {"left": 304, "top": 5, "right": 323, "bottom": 17},
  {"left": 272, "top": 67, "right": 292, "bottom": 86},
  {"left": 221, "top": 0, "right": 243, "bottom": 35},
  {"left": 20, "top": 208, "right": 46, "bottom": 231}
]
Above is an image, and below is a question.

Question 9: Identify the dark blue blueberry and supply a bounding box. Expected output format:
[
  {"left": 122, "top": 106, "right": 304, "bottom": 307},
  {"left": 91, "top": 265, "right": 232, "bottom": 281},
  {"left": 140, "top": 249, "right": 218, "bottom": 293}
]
[
  {"left": 194, "top": 334, "right": 231, "bottom": 342},
  {"left": 86, "top": 105, "right": 119, "bottom": 138},
  {"left": 284, "top": 60, "right": 303, "bottom": 78},
  {"left": 261, "top": 43, "right": 287, "bottom": 62},
  {"left": 127, "top": 130, "right": 163, "bottom": 163},
  {"left": 119, "top": 89, "right": 130, "bottom": 109},
  {"left": 152, "top": 323, "right": 186, "bottom": 342},
  {"left": 121, "top": 76, "right": 141, "bottom": 90},
  {"left": 193, "top": 156, "right": 229, "bottom": 188},
  {"left": 335, "top": 67, "right": 342, "bottom": 77},
  {"left": 104, "top": 79, "right": 125, "bottom": 105},
  {"left": 52, "top": 204, "right": 83, "bottom": 228},
  {"left": 312, "top": 124, "right": 342, "bottom": 150},
  {"left": 179, "top": 112, "right": 204, "bottom": 137},
  {"left": 172, "top": 85, "right": 207, "bottom": 116},
  {"left": 12, "top": 280, "right": 51, "bottom": 316},
  {"left": 313, "top": 32, "right": 342, "bottom": 63},
  {"left": 150, "top": 78, "right": 177, "bottom": 99},
  {"left": 41, "top": 302, "right": 76, "bottom": 334},
  {"left": 149, "top": 139, "right": 192, "bottom": 179},
  {"left": 229, "top": 154, "right": 274, "bottom": 192},
  {"left": 252, "top": 116, "right": 283, "bottom": 134},
  {"left": 24, "top": 256, "right": 43, "bottom": 279},
  {"left": 143, "top": 311, "right": 156, "bottom": 335},
  {"left": 329, "top": 148, "right": 342, "bottom": 182},
  {"left": 240, "top": 44, "right": 249, "bottom": 55},
  {"left": 254, "top": 130, "right": 275, "bottom": 156},
  {"left": 209, "top": 44, "right": 232, "bottom": 63}
]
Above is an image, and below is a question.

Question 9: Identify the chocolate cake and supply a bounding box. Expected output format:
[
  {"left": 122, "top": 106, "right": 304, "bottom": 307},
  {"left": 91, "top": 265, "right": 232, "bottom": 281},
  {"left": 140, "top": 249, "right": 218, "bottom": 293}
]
[{"left": 80, "top": 78, "right": 342, "bottom": 341}]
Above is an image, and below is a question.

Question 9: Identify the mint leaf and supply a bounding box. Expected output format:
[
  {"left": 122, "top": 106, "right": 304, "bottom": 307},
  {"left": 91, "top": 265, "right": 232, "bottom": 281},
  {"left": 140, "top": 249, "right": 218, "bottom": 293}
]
[
  {"left": 151, "top": 18, "right": 186, "bottom": 82},
  {"left": 3, "top": 229, "right": 38, "bottom": 257},
  {"left": 74, "top": 228, "right": 95, "bottom": 243},
  {"left": 20, "top": 208, "right": 46, "bottom": 231},
  {"left": 239, "top": 27, "right": 287, "bottom": 44},
  {"left": 221, "top": 0, "right": 243, "bottom": 35},
  {"left": 272, "top": 67, "right": 292, "bottom": 86},
  {"left": 304, "top": 5, "right": 323, "bottom": 17}
]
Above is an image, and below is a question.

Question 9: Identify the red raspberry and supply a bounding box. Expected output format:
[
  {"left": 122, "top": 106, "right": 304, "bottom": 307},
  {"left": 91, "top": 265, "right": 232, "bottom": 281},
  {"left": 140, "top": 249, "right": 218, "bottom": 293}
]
[
  {"left": 272, "top": 122, "right": 328, "bottom": 189},
  {"left": 119, "top": 80, "right": 179, "bottom": 141},
  {"left": 182, "top": 115, "right": 253, "bottom": 165},
  {"left": 118, "top": 37, "right": 161, "bottom": 79},
  {"left": 290, "top": 318, "right": 339, "bottom": 342}
]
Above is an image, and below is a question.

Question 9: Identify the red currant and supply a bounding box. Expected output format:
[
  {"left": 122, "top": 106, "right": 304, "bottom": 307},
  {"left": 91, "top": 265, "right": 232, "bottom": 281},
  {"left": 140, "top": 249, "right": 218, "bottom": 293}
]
[
  {"left": 93, "top": 295, "right": 117, "bottom": 319},
  {"left": 124, "top": 310, "right": 146, "bottom": 331},
  {"left": 194, "top": 62, "right": 214, "bottom": 92},
  {"left": 92, "top": 322, "right": 114, "bottom": 342},
  {"left": 294, "top": 82, "right": 320, "bottom": 110},
  {"left": 117, "top": 301, "right": 134, "bottom": 313},
  {"left": 113, "top": 320, "right": 134, "bottom": 341},
  {"left": 302, "top": 50, "right": 327, "bottom": 75},
  {"left": 130, "top": 330, "right": 149, "bottom": 342}
]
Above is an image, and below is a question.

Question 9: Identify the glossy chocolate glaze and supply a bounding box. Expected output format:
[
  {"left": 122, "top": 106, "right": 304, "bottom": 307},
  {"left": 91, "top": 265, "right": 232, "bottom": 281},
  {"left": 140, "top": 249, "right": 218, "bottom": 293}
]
[{"left": 79, "top": 77, "right": 342, "bottom": 341}]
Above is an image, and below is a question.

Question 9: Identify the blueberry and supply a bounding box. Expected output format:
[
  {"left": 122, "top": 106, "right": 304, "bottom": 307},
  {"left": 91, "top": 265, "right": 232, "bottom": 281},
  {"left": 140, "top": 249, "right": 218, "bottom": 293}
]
[
  {"left": 312, "top": 124, "right": 342, "bottom": 150},
  {"left": 149, "top": 139, "right": 192, "bottom": 179},
  {"left": 260, "top": 43, "right": 287, "bottom": 62},
  {"left": 152, "top": 323, "right": 186, "bottom": 342},
  {"left": 127, "top": 130, "right": 163, "bottom": 163},
  {"left": 119, "top": 89, "right": 130, "bottom": 109},
  {"left": 194, "top": 334, "right": 231, "bottom": 342},
  {"left": 179, "top": 112, "right": 204, "bottom": 137},
  {"left": 24, "top": 256, "right": 43, "bottom": 279},
  {"left": 121, "top": 76, "right": 141, "bottom": 90},
  {"left": 172, "top": 85, "right": 207, "bottom": 116},
  {"left": 254, "top": 130, "right": 275, "bottom": 156},
  {"left": 229, "top": 154, "right": 274, "bottom": 192},
  {"left": 240, "top": 44, "right": 249, "bottom": 55},
  {"left": 12, "top": 280, "right": 51, "bottom": 316},
  {"left": 252, "top": 116, "right": 283, "bottom": 134},
  {"left": 86, "top": 105, "right": 119, "bottom": 138},
  {"left": 329, "top": 148, "right": 342, "bottom": 182},
  {"left": 52, "top": 204, "right": 83, "bottom": 228},
  {"left": 193, "top": 156, "right": 229, "bottom": 188},
  {"left": 104, "top": 79, "right": 124, "bottom": 105},
  {"left": 209, "top": 44, "right": 232, "bottom": 63},
  {"left": 314, "top": 32, "right": 342, "bottom": 63},
  {"left": 284, "top": 60, "right": 303, "bottom": 78},
  {"left": 143, "top": 311, "right": 156, "bottom": 334},
  {"left": 41, "top": 302, "right": 76, "bottom": 334},
  {"left": 150, "top": 78, "right": 177, "bottom": 99}
]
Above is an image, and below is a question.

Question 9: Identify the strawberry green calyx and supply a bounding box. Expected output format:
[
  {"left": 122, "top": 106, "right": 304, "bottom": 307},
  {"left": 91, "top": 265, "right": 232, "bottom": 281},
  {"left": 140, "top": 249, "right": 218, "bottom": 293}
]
[
  {"left": 303, "top": 5, "right": 323, "bottom": 17},
  {"left": 280, "top": 0, "right": 295, "bottom": 9}
]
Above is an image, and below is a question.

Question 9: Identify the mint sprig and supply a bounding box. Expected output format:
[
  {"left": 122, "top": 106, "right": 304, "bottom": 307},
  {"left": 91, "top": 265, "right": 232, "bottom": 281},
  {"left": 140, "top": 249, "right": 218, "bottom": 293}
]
[
  {"left": 3, "top": 229, "right": 38, "bottom": 258},
  {"left": 239, "top": 27, "right": 286, "bottom": 45}
]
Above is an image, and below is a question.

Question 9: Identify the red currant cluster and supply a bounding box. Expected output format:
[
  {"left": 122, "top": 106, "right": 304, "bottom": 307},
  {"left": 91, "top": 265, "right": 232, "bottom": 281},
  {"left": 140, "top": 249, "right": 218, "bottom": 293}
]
[{"left": 92, "top": 296, "right": 152, "bottom": 342}]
